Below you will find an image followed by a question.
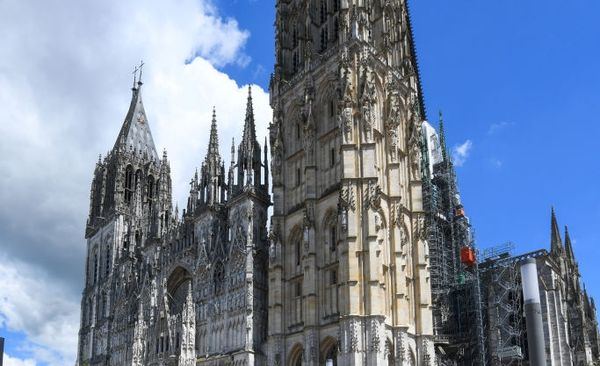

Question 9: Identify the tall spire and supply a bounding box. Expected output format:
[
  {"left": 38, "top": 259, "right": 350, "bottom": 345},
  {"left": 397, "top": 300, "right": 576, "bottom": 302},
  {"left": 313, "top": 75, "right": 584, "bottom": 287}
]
[
  {"left": 199, "top": 107, "right": 224, "bottom": 207},
  {"left": 564, "top": 225, "right": 576, "bottom": 263},
  {"left": 114, "top": 66, "right": 158, "bottom": 162},
  {"left": 241, "top": 86, "right": 257, "bottom": 152},
  {"left": 438, "top": 111, "right": 448, "bottom": 162},
  {"left": 550, "top": 207, "right": 563, "bottom": 254},
  {"left": 207, "top": 107, "right": 220, "bottom": 158}
]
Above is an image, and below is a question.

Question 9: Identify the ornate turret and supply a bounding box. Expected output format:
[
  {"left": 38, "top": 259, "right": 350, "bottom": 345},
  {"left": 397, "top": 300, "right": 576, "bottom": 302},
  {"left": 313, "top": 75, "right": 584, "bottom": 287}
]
[
  {"left": 199, "top": 108, "right": 226, "bottom": 207},
  {"left": 86, "top": 68, "right": 165, "bottom": 238},
  {"left": 233, "top": 86, "right": 268, "bottom": 196}
]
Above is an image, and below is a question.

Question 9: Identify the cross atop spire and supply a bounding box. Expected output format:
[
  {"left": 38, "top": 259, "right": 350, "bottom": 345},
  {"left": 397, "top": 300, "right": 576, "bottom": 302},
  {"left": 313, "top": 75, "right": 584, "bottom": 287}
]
[
  {"left": 550, "top": 207, "right": 563, "bottom": 254},
  {"left": 132, "top": 60, "right": 145, "bottom": 89},
  {"left": 114, "top": 72, "right": 158, "bottom": 161}
]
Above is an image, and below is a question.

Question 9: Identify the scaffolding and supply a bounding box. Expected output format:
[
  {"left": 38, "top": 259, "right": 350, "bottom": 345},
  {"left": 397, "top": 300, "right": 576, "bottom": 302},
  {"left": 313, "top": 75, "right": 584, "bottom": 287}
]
[
  {"left": 421, "top": 116, "right": 486, "bottom": 365},
  {"left": 478, "top": 243, "right": 531, "bottom": 366}
]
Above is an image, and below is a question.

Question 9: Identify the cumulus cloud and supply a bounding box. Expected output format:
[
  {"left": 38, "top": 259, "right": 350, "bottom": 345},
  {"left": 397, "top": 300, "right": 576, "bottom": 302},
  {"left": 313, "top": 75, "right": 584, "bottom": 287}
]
[
  {"left": 4, "top": 353, "right": 37, "bottom": 366},
  {"left": 0, "top": 0, "right": 270, "bottom": 364},
  {"left": 452, "top": 139, "right": 473, "bottom": 167}
]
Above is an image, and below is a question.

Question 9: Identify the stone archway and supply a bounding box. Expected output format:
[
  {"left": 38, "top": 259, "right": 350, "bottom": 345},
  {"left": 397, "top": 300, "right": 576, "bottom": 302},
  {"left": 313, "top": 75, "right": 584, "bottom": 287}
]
[
  {"left": 320, "top": 336, "right": 338, "bottom": 366},
  {"left": 288, "top": 343, "right": 303, "bottom": 366},
  {"left": 167, "top": 266, "right": 192, "bottom": 315}
]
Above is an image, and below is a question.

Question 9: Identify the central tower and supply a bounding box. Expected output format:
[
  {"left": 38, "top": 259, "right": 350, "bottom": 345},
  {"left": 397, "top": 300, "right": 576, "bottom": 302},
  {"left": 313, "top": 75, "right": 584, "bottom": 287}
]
[{"left": 268, "top": 0, "right": 435, "bottom": 365}]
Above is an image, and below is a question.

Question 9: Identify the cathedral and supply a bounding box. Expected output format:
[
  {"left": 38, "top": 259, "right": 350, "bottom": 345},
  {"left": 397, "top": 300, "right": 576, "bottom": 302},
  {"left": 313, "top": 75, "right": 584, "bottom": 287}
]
[
  {"left": 78, "top": 80, "right": 270, "bottom": 366},
  {"left": 77, "top": 0, "right": 599, "bottom": 365}
]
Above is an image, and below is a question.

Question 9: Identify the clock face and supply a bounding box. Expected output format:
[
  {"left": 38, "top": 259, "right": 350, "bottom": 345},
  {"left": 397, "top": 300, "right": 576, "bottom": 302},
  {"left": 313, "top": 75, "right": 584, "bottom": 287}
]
[{"left": 137, "top": 112, "right": 145, "bottom": 124}]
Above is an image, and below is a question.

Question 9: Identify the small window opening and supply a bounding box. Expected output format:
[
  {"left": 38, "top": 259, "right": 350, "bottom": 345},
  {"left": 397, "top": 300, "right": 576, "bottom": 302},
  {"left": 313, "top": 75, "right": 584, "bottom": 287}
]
[
  {"left": 296, "top": 240, "right": 301, "bottom": 265},
  {"left": 330, "top": 148, "right": 335, "bottom": 168},
  {"left": 330, "top": 226, "right": 337, "bottom": 251}
]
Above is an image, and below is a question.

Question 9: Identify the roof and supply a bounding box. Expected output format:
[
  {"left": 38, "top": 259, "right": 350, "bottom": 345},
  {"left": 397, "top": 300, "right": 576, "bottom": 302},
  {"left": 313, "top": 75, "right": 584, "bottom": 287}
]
[{"left": 113, "top": 83, "right": 159, "bottom": 162}]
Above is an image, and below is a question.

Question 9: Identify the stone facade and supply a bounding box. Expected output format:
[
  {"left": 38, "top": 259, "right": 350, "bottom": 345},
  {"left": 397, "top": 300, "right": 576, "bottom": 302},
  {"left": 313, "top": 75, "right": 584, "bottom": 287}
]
[
  {"left": 267, "top": 0, "right": 435, "bottom": 365},
  {"left": 77, "top": 81, "right": 270, "bottom": 366},
  {"left": 479, "top": 209, "right": 600, "bottom": 366}
]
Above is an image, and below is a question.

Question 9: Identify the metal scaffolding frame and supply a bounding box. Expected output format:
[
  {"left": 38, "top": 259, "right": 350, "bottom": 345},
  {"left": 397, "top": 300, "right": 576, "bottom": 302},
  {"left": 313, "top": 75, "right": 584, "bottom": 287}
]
[{"left": 421, "top": 117, "right": 486, "bottom": 365}]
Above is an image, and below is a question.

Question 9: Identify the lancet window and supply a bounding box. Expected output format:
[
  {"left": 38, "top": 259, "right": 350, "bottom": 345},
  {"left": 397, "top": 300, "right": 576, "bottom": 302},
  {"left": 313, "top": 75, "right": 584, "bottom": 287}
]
[{"left": 124, "top": 165, "right": 134, "bottom": 204}]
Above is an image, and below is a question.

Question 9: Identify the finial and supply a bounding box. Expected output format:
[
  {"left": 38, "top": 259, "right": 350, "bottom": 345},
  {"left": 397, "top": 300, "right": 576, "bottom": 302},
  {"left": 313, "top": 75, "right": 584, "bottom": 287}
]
[
  {"left": 248, "top": 85, "right": 252, "bottom": 99},
  {"left": 137, "top": 60, "right": 145, "bottom": 86},
  {"left": 231, "top": 137, "right": 235, "bottom": 164}
]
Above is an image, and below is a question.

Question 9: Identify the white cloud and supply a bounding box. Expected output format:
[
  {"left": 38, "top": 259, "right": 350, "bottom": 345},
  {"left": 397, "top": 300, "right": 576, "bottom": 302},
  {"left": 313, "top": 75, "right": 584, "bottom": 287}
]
[
  {"left": 0, "top": 0, "right": 270, "bottom": 365},
  {"left": 487, "top": 121, "right": 513, "bottom": 135},
  {"left": 0, "top": 256, "right": 80, "bottom": 366},
  {"left": 452, "top": 139, "right": 473, "bottom": 167},
  {"left": 4, "top": 353, "right": 37, "bottom": 366}
]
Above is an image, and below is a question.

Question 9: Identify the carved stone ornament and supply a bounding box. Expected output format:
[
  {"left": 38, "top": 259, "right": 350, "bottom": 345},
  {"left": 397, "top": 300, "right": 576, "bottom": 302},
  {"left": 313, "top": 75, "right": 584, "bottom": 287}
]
[
  {"left": 396, "top": 330, "right": 406, "bottom": 363},
  {"left": 268, "top": 223, "right": 281, "bottom": 264},
  {"left": 413, "top": 214, "right": 426, "bottom": 242},
  {"left": 269, "top": 110, "right": 284, "bottom": 184},
  {"left": 360, "top": 70, "right": 376, "bottom": 143},
  {"left": 339, "top": 181, "right": 356, "bottom": 211},
  {"left": 339, "top": 105, "right": 353, "bottom": 144},
  {"left": 370, "top": 318, "right": 381, "bottom": 353},
  {"left": 391, "top": 200, "right": 404, "bottom": 228},
  {"left": 304, "top": 329, "right": 318, "bottom": 362},
  {"left": 422, "top": 338, "right": 432, "bottom": 366},
  {"left": 409, "top": 132, "right": 421, "bottom": 181},
  {"left": 365, "top": 180, "right": 382, "bottom": 211},
  {"left": 302, "top": 208, "right": 312, "bottom": 253}
]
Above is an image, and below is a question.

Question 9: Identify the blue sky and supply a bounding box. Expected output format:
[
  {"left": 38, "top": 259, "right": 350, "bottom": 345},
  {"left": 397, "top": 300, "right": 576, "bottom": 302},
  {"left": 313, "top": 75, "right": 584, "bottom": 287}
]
[
  {"left": 0, "top": 1, "right": 598, "bottom": 365},
  {"left": 216, "top": 0, "right": 600, "bottom": 300}
]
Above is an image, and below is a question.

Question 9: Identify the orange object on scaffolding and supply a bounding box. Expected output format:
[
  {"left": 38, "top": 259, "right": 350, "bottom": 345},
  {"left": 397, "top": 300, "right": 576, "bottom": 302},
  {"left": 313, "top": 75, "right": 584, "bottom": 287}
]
[
  {"left": 460, "top": 246, "right": 476, "bottom": 267},
  {"left": 455, "top": 205, "right": 465, "bottom": 218}
]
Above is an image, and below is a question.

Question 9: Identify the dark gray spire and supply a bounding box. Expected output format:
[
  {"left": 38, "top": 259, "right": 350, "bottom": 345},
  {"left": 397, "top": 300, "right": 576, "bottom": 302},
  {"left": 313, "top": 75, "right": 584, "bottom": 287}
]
[
  {"left": 113, "top": 81, "right": 159, "bottom": 162},
  {"left": 564, "top": 225, "right": 576, "bottom": 264},
  {"left": 241, "top": 86, "right": 257, "bottom": 158},
  {"left": 207, "top": 107, "right": 220, "bottom": 159},
  {"left": 550, "top": 207, "right": 563, "bottom": 254},
  {"left": 200, "top": 108, "right": 225, "bottom": 207}
]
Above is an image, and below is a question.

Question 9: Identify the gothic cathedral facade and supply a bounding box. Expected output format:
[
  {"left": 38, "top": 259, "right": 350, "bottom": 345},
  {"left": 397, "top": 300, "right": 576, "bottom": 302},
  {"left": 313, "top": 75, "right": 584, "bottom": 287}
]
[
  {"left": 78, "top": 82, "right": 271, "bottom": 366},
  {"left": 267, "top": 0, "right": 433, "bottom": 365},
  {"left": 78, "top": 0, "right": 436, "bottom": 365}
]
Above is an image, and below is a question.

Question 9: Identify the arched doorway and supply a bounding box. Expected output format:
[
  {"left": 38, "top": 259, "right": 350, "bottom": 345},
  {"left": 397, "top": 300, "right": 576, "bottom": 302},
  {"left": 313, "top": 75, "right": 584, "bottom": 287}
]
[
  {"left": 288, "top": 343, "right": 303, "bottom": 366},
  {"left": 167, "top": 266, "right": 192, "bottom": 314},
  {"left": 320, "top": 337, "right": 338, "bottom": 366}
]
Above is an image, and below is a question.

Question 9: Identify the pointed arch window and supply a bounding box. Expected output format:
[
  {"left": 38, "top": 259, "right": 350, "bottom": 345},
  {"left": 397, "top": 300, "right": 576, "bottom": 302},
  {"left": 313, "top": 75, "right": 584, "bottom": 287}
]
[
  {"left": 93, "top": 252, "right": 98, "bottom": 284},
  {"left": 320, "top": 0, "right": 327, "bottom": 24},
  {"left": 320, "top": 28, "right": 328, "bottom": 51},
  {"left": 296, "top": 237, "right": 302, "bottom": 265},
  {"left": 147, "top": 175, "right": 155, "bottom": 200},
  {"left": 105, "top": 245, "right": 110, "bottom": 277},
  {"left": 124, "top": 165, "right": 134, "bottom": 204},
  {"left": 213, "top": 261, "right": 225, "bottom": 295}
]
